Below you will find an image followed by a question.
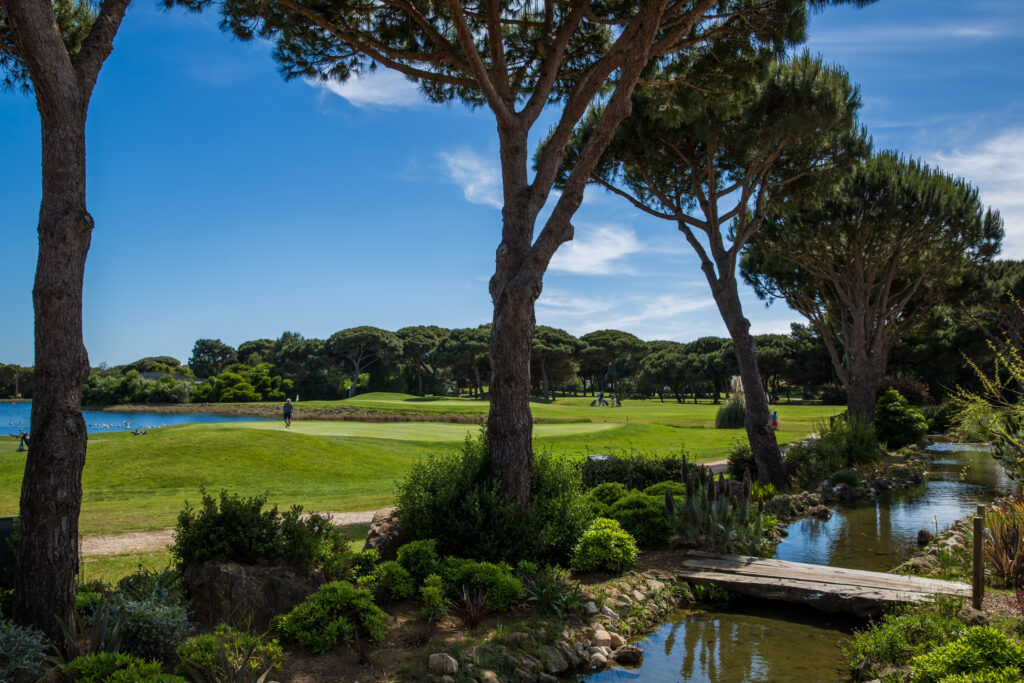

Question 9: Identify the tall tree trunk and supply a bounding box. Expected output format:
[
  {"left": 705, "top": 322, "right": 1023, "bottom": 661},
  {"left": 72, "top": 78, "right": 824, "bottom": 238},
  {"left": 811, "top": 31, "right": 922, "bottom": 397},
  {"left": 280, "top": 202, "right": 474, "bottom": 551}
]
[
  {"left": 13, "top": 93, "right": 91, "bottom": 641},
  {"left": 846, "top": 367, "right": 882, "bottom": 422},
  {"left": 713, "top": 283, "right": 788, "bottom": 488},
  {"left": 540, "top": 357, "right": 550, "bottom": 401}
]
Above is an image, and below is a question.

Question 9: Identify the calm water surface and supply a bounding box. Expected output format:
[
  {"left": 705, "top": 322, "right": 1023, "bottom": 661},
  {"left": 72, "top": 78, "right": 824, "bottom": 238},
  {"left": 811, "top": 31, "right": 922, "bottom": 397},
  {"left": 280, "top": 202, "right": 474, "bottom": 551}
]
[
  {"left": 580, "top": 444, "right": 1017, "bottom": 683},
  {"left": 1, "top": 401, "right": 268, "bottom": 435}
]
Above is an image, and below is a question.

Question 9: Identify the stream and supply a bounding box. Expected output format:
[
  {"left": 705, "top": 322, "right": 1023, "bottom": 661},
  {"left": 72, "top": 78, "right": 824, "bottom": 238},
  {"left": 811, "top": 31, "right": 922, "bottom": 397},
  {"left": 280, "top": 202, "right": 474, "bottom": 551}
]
[{"left": 580, "top": 444, "right": 1018, "bottom": 682}]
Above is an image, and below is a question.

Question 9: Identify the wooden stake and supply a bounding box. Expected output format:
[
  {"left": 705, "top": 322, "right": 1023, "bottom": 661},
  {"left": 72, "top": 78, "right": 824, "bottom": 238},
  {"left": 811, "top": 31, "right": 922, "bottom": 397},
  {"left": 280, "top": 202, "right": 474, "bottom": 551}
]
[{"left": 973, "top": 504, "right": 985, "bottom": 610}]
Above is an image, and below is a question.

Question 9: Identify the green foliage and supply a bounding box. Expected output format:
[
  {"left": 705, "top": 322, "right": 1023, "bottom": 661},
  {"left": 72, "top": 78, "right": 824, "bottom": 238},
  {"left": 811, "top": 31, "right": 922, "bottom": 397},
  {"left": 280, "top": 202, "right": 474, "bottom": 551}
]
[
  {"left": 192, "top": 363, "right": 293, "bottom": 403},
  {"left": 578, "top": 450, "right": 684, "bottom": 490},
  {"left": 176, "top": 625, "right": 285, "bottom": 683},
  {"left": 785, "top": 441, "right": 843, "bottom": 487},
  {"left": 83, "top": 370, "right": 194, "bottom": 406},
  {"left": 396, "top": 539, "right": 439, "bottom": 584},
  {"left": 608, "top": 491, "right": 673, "bottom": 547},
  {"left": 62, "top": 652, "right": 184, "bottom": 683},
  {"left": 171, "top": 489, "right": 349, "bottom": 573},
  {"left": 920, "top": 401, "right": 958, "bottom": 434},
  {"left": 674, "top": 485, "right": 778, "bottom": 556},
  {"left": 816, "top": 414, "right": 880, "bottom": 465},
  {"left": 584, "top": 482, "right": 628, "bottom": 516},
  {"left": 846, "top": 597, "right": 965, "bottom": 676},
  {"left": 373, "top": 561, "right": 415, "bottom": 602},
  {"left": 909, "top": 627, "right": 1024, "bottom": 683},
  {"left": 270, "top": 580, "right": 387, "bottom": 654},
  {"left": 642, "top": 481, "right": 688, "bottom": 499},
  {"left": 419, "top": 574, "right": 448, "bottom": 623},
  {"left": 105, "top": 595, "right": 193, "bottom": 661},
  {"left": 750, "top": 483, "right": 777, "bottom": 505},
  {"left": 876, "top": 388, "right": 929, "bottom": 448},
  {"left": 0, "top": 620, "right": 51, "bottom": 683},
  {"left": 522, "top": 566, "right": 586, "bottom": 618},
  {"left": 715, "top": 396, "right": 746, "bottom": 429},
  {"left": 569, "top": 518, "right": 638, "bottom": 574},
  {"left": 984, "top": 499, "right": 1024, "bottom": 588},
  {"left": 726, "top": 441, "right": 757, "bottom": 478},
  {"left": 189, "top": 339, "right": 238, "bottom": 380},
  {"left": 829, "top": 468, "right": 861, "bottom": 487},
  {"left": 395, "top": 433, "right": 594, "bottom": 565},
  {"left": 442, "top": 559, "right": 523, "bottom": 612}
]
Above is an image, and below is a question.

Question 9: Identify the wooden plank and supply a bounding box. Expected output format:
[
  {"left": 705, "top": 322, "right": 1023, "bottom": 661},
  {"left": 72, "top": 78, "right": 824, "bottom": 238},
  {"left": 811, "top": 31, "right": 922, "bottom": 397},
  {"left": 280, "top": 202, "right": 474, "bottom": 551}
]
[{"left": 680, "top": 556, "right": 970, "bottom": 595}]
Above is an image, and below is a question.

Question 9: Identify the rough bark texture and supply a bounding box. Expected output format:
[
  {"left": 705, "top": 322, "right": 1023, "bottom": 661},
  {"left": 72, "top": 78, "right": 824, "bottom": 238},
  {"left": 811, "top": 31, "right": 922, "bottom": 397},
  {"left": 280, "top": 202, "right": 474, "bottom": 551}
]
[
  {"left": 5, "top": 0, "right": 129, "bottom": 641},
  {"left": 712, "top": 280, "right": 788, "bottom": 488}
]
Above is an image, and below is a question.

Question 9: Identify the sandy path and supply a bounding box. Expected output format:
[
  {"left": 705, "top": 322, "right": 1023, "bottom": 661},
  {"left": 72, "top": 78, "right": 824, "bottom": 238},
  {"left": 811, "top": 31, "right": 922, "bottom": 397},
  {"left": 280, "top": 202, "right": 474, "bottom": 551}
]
[{"left": 79, "top": 509, "right": 389, "bottom": 557}]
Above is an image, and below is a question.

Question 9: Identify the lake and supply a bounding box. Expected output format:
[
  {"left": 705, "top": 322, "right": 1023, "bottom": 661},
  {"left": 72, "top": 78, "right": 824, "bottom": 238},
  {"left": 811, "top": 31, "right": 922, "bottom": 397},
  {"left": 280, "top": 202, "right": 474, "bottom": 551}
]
[{"left": 1, "top": 401, "right": 268, "bottom": 435}]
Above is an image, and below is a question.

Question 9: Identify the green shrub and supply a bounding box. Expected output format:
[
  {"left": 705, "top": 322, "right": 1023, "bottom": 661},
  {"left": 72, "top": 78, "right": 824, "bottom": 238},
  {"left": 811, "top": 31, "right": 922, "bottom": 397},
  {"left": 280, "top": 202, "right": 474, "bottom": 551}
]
[
  {"left": 374, "top": 561, "right": 415, "bottom": 602},
  {"left": 579, "top": 450, "right": 683, "bottom": 490},
  {"left": 642, "top": 481, "right": 687, "bottom": 499},
  {"left": 105, "top": 595, "right": 193, "bottom": 661},
  {"left": 570, "top": 518, "right": 638, "bottom": 574},
  {"left": 829, "top": 468, "right": 861, "bottom": 487},
  {"left": 271, "top": 580, "right": 387, "bottom": 654},
  {"left": 171, "top": 489, "right": 349, "bottom": 574},
  {"left": 608, "top": 491, "right": 673, "bottom": 547},
  {"left": 984, "top": 499, "right": 1024, "bottom": 588},
  {"left": 442, "top": 559, "right": 523, "bottom": 611},
  {"left": 522, "top": 566, "right": 586, "bottom": 618},
  {"left": 909, "top": 626, "right": 1024, "bottom": 683},
  {"left": 785, "top": 442, "right": 842, "bottom": 488},
  {"left": 876, "top": 389, "right": 929, "bottom": 449},
  {"left": 176, "top": 624, "right": 285, "bottom": 682},
  {"left": 584, "top": 482, "right": 628, "bottom": 516},
  {"left": 0, "top": 620, "right": 51, "bottom": 683},
  {"left": 715, "top": 396, "right": 746, "bottom": 429},
  {"left": 920, "top": 401, "right": 958, "bottom": 434},
  {"left": 816, "top": 414, "right": 880, "bottom": 466},
  {"left": 750, "top": 483, "right": 777, "bottom": 505},
  {"left": 395, "top": 433, "right": 594, "bottom": 565},
  {"left": 396, "top": 540, "right": 439, "bottom": 584},
  {"left": 845, "top": 598, "right": 965, "bottom": 676},
  {"left": 349, "top": 548, "right": 380, "bottom": 578},
  {"left": 62, "top": 652, "right": 184, "bottom": 683},
  {"left": 117, "top": 567, "right": 182, "bottom": 604},
  {"left": 726, "top": 441, "right": 756, "bottom": 478},
  {"left": 419, "top": 574, "right": 448, "bottom": 623}
]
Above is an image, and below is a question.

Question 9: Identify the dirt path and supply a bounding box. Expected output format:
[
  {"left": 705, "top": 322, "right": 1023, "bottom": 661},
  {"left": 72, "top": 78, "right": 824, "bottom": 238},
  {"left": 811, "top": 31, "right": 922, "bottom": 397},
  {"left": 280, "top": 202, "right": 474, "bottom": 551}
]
[{"left": 79, "top": 509, "right": 389, "bottom": 557}]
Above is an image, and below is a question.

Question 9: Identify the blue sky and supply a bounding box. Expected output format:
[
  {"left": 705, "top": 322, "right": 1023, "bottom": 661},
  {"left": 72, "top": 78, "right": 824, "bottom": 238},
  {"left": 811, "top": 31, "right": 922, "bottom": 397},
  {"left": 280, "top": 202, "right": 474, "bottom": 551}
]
[{"left": 1, "top": 0, "right": 1021, "bottom": 367}]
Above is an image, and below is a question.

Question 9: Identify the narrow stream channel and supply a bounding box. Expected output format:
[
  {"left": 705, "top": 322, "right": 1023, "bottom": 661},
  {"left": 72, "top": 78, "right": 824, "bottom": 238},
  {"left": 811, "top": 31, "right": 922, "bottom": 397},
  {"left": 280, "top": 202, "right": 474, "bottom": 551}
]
[{"left": 579, "top": 444, "right": 1018, "bottom": 682}]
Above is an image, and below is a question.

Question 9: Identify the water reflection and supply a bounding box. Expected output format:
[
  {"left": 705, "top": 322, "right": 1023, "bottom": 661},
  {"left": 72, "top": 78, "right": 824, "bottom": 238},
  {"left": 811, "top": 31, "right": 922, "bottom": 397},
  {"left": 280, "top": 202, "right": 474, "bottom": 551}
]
[
  {"left": 578, "top": 446, "right": 1018, "bottom": 682},
  {"left": 775, "top": 446, "right": 1016, "bottom": 570},
  {"left": 582, "top": 604, "right": 856, "bottom": 683}
]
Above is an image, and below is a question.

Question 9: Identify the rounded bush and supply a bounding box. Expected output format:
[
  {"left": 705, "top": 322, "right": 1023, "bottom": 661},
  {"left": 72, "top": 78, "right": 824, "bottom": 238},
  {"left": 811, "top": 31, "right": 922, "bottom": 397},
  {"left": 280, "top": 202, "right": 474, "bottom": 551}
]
[
  {"left": 374, "top": 560, "right": 415, "bottom": 602},
  {"left": 642, "top": 481, "right": 687, "bottom": 499},
  {"left": 271, "top": 580, "right": 387, "bottom": 654},
  {"left": 726, "top": 441, "right": 757, "bottom": 479},
  {"left": 176, "top": 625, "right": 284, "bottom": 680},
  {"left": 396, "top": 539, "right": 439, "bottom": 584},
  {"left": 570, "top": 518, "right": 639, "bottom": 574},
  {"left": 608, "top": 491, "right": 673, "bottom": 547},
  {"left": 585, "top": 482, "right": 628, "bottom": 516},
  {"left": 395, "top": 433, "right": 594, "bottom": 565},
  {"left": 442, "top": 558, "right": 523, "bottom": 611},
  {"left": 876, "top": 389, "right": 929, "bottom": 449},
  {"left": 829, "top": 468, "right": 861, "bottom": 487},
  {"left": 909, "top": 626, "right": 1024, "bottom": 683},
  {"left": 0, "top": 621, "right": 51, "bottom": 683}
]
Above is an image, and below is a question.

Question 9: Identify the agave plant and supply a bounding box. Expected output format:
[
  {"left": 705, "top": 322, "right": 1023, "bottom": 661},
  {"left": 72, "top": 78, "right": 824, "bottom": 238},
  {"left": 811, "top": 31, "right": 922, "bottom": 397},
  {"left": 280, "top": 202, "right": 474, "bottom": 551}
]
[{"left": 178, "top": 639, "right": 281, "bottom": 683}]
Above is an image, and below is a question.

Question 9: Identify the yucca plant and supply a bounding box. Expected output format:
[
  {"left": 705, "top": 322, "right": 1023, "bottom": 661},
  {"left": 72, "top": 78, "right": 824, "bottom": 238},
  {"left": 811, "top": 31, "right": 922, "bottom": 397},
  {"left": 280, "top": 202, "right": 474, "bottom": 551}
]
[
  {"left": 984, "top": 499, "right": 1024, "bottom": 588},
  {"left": 452, "top": 586, "right": 490, "bottom": 629}
]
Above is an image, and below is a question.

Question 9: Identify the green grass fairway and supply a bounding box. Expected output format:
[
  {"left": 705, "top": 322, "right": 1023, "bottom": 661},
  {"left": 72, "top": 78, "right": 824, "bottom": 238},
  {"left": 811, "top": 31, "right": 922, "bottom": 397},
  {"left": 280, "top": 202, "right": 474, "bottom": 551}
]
[
  {"left": 269, "top": 392, "right": 841, "bottom": 428},
  {"left": 0, "top": 398, "right": 841, "bottom": 537}
]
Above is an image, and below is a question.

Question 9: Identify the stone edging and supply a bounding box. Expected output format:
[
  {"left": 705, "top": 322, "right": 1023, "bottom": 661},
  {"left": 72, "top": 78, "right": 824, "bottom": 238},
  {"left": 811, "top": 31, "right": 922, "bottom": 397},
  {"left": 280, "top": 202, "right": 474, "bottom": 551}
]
[{"left": 425, "top": 569, "right": 693, "bottom": 683}]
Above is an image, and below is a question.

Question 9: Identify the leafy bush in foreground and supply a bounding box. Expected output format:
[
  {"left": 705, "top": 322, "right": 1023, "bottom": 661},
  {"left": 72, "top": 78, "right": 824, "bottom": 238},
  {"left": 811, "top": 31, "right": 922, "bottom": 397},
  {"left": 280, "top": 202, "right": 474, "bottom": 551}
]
[
  {"left": 570, "top": 518, "right": 638, "bottom": 574},
  {"left": 171, "top": 489, "right": 350, "bottom": 574},
  {"left": 0, "top": 620, "right": 51, "bottom": 683},
  {"left": 715, "top": 396, "right": 746, "bottom": 429},
  {"left": 396, "top": 433, "right": 593, "bottom": 565},
  {"left": 909, "top": 626, "right": 1024, "bottom": 683},
  {"left": 845, "top": 597, "right": 965, "bottom": 677},
  {"left": 62, "top": 652, "right": 183, "bottom": 683},
  {"left": 608, "top": 491, "right": 673, "bottom": 547},
  {"left": 442, "top": 558, "right": 523, "bottom": 611},
  {"left": 176, "top": 624, "right": 285, "bottom": 682},
  {"left": 271, "top": 581, "right": 386, "bottom": 654},
  {"left": 396, "top": 539, "right": 439, "bottom": 584}
]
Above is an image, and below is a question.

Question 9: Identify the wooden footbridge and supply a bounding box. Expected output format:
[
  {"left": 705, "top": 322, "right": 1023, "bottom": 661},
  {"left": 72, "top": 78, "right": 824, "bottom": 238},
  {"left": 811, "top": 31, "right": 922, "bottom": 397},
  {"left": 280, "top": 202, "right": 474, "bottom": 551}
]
[{"left": 678, "top": 551, "right": 972, "bottom": 618}]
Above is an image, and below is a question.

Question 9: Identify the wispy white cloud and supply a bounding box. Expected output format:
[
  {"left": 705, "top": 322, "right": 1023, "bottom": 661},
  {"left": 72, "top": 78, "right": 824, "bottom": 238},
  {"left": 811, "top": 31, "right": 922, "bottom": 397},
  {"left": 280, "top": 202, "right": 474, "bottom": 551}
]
[
  {"left": 536, "top": 291, "right": 618, "bottom": 319},
  {"left": 808, "top": 21, "right": 1017, "bottom": 53},
  {"left": 549, "top": 224, "right": 644, "bottom": 274},
  {"left": 931, "top": 128, "right": 1024, "bottom": 257},
  {"left": 440, "top": 149, "right": 503, "bottom": 208},
  {"left": 316, "top": 69, "right": 423, "bottom": 108}
]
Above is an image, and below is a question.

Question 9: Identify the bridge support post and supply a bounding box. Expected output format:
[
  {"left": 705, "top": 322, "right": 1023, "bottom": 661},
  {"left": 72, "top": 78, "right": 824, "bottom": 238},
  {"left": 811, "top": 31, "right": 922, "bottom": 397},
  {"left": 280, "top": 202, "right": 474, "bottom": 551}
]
[{"left": 973, "top": 504, "right": 985, "bottom": 610}]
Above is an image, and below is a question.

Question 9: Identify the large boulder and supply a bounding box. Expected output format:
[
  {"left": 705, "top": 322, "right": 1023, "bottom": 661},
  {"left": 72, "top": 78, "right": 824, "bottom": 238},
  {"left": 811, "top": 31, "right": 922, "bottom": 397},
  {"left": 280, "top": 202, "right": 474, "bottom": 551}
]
[
  {"left": 184, "top": 561, "right": 324, "bottom": 631},
  {"left": 364, "top": 507, "right": 404, "bottom": 560}
]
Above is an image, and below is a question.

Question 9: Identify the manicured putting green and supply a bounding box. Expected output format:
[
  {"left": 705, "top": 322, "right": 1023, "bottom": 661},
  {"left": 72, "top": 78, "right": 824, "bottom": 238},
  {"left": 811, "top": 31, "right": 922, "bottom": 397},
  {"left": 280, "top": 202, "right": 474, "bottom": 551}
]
[{"left": 236, "top": 420, "right": 620, "bottom": 441}]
